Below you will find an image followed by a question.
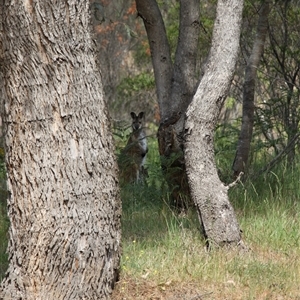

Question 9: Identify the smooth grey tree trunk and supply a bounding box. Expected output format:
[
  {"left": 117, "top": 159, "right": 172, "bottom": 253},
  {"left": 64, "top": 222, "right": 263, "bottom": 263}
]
[
  {"left": 232, "top": 2, "right": 270, "bottom": 178},
  {"left": 136, "top": 0, "right": 173, "bottom": 121},
  {"left": 184, "top": 0, "right": 244, "bottom": 246},
  {"left": 0, "top": 1, "right": 121, "bottom": 299}
]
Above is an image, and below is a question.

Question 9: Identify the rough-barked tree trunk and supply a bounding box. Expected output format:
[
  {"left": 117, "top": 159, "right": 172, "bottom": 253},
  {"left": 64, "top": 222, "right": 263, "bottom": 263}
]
[
  {"left": 184, "top": 0, "right": 244, "bottom": 246},
  {"left": 136, "top": 0, "right": 200, "bottom": 210},
  {"left": 232, "top": 1, "right": 270, "bottom": 178},
  {"left": 0, "top": 1, "right": 121, "bottom": 299}
]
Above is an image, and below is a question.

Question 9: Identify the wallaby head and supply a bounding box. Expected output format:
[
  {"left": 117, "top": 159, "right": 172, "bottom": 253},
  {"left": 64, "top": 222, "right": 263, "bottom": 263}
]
[{"left": 131, "top": 111, "right": 144, "bottom": 131}]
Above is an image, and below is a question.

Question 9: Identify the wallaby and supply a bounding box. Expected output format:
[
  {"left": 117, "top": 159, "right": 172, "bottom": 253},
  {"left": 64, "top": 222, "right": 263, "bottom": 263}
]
[{"left": 119, "top": 112, "right": 148, "bottom": 184}]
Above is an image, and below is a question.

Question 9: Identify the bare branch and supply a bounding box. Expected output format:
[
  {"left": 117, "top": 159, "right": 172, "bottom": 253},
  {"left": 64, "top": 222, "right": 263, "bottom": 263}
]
[{"left": 226, "top": 172, "right": 244, "bottom": 189}]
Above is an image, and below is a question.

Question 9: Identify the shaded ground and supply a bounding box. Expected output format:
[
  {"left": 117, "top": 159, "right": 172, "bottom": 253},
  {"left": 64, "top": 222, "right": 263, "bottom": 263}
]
[
  {"left": 112, "top": 277, "right": 212, "bottom": 300},
  {"left": 112, "top": 275, "right": 296, "bottom": 300}
]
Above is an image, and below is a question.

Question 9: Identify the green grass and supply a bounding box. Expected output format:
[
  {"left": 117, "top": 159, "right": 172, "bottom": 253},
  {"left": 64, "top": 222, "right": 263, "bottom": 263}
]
[
  {"left": 113, "top": 146, "right": 300, "bottom": 299},
  {"left": 114, "top": 183, "right": 300, "bottom": 299}
]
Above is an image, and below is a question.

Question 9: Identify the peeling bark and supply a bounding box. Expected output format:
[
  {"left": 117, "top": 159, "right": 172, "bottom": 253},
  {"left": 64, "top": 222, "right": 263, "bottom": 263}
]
[{"left": 0, "top": 1, "right": 121, "bottom": 299}]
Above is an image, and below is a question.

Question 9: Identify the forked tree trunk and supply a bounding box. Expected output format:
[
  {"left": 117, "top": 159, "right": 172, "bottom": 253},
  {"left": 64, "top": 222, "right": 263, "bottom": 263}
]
[
  {"left": 136, "top": 0, "right": 200, "bottom": 210},
  {"left": 0, "top": 1, "right": 121, "bottom": 299},
  {"left": 184, "top": 0, "right": 244, "bottom": 246},
  {"left": 232, "top": 2, "right": 270, "bottom": 178}
]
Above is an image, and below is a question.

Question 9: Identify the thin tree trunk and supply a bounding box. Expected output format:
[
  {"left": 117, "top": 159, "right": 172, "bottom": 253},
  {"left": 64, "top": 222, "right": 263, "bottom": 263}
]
[
  {"left": 0, "top": 1, "right": 121, "bottom": 299},
  {"left": 171, "top": 0, "right": 200, "bottom": 119},
  {"left": 185, "top": 0, "right": 244, "bottom": 246},
  {"left": 135, "top": 0, "right": 173, "bottom": 121},
  {"left": 232, "top": 2, "right": 270, "bottom": 178}
]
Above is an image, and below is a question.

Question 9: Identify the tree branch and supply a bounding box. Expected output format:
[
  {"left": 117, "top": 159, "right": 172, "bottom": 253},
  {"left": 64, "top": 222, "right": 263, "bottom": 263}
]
[{"left": 226, "top": 172, "right": 244, "bottom": 189}]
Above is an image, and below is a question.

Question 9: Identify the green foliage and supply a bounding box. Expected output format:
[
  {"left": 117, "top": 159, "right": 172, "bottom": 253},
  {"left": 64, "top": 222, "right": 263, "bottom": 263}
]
[
  {"left": 224, "top": 97, "right": 236, "bottom": 109},
  {"left": 157, "top": 0, "right": 180, "bottom": 59},
  {"left": 133, "top": 41, "right": 151, "bottom": 67},
  {"left": 112, "top": 72, "right": 156, "bottom": 117},
  {"left": 0, "top": 204, "right": 8, "bottom": 281},
  {"left": 113, "top": 120, "right": 132, "bottom": 154},
  {"left": 117, "top": 73, "right": 155, "bottom": 97}
]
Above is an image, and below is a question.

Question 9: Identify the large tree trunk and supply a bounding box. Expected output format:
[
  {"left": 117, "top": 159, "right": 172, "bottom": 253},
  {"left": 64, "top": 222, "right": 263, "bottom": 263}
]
[
  {"left": 232, "top": 2, "right": 270, "bottom": 178},
  {"left": 0, "top": 1, "right": 121, "bottom": 299},
  {"left": 136, "top": 0, "right": 200, "bottom": 210},
  {"left": 184, "top": 0, "right": 244, "bottom": 246}
]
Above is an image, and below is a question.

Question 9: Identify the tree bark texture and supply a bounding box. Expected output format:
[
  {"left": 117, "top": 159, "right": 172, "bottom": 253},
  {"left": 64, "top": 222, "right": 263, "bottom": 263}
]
[
  {"left": 184, "top": 0, "right": 244, "bottom": 245},
  {"left": 136, "top": 0, "right": 200, "bottom": 210},
  {"left": 232, "top": 2, "right": 270, "bottom": 178},
  {"left": 0, "top": 1, "right": 121, "bottom": 299}
]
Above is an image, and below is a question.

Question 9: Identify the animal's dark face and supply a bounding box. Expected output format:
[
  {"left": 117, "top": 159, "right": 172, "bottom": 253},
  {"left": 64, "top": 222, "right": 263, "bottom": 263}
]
[{"left": 131, "top": 112, "right": 144, "bottom": 131}]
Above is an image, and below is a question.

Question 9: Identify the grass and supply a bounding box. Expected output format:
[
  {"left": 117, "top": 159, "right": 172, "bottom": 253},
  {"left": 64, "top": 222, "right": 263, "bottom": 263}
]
[
  {"left": 112, "top": 191, "right": 300, "bottom": 299},
  {"left": 112, "top": 147, "right": 300, "bottom": 299}
]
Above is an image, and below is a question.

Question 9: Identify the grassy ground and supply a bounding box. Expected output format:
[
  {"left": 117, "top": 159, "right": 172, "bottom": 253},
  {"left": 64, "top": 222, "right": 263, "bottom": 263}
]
[{"left": 112, "top": 158, "right": 300, "bottom": 299}]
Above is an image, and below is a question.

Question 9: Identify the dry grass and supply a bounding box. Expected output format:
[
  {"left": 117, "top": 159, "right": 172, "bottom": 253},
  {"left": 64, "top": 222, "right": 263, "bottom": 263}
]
[{"left": 112, "top": 238, "right": 300, "bottom": 300}]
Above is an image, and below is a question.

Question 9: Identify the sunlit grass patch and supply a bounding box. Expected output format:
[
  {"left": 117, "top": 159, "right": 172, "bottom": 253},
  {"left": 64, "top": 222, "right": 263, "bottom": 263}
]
[{"left": 115, "top": 163, "right": 300, "bottom": 299}]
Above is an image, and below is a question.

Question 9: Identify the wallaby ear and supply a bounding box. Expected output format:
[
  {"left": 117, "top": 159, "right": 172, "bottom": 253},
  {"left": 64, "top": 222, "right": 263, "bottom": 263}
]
[
  {"left": 138, "top": 112, "right": 144, "bottom": 119},
  {"left": 130, "top": 112, "right": 137, "bottom": 119}
]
